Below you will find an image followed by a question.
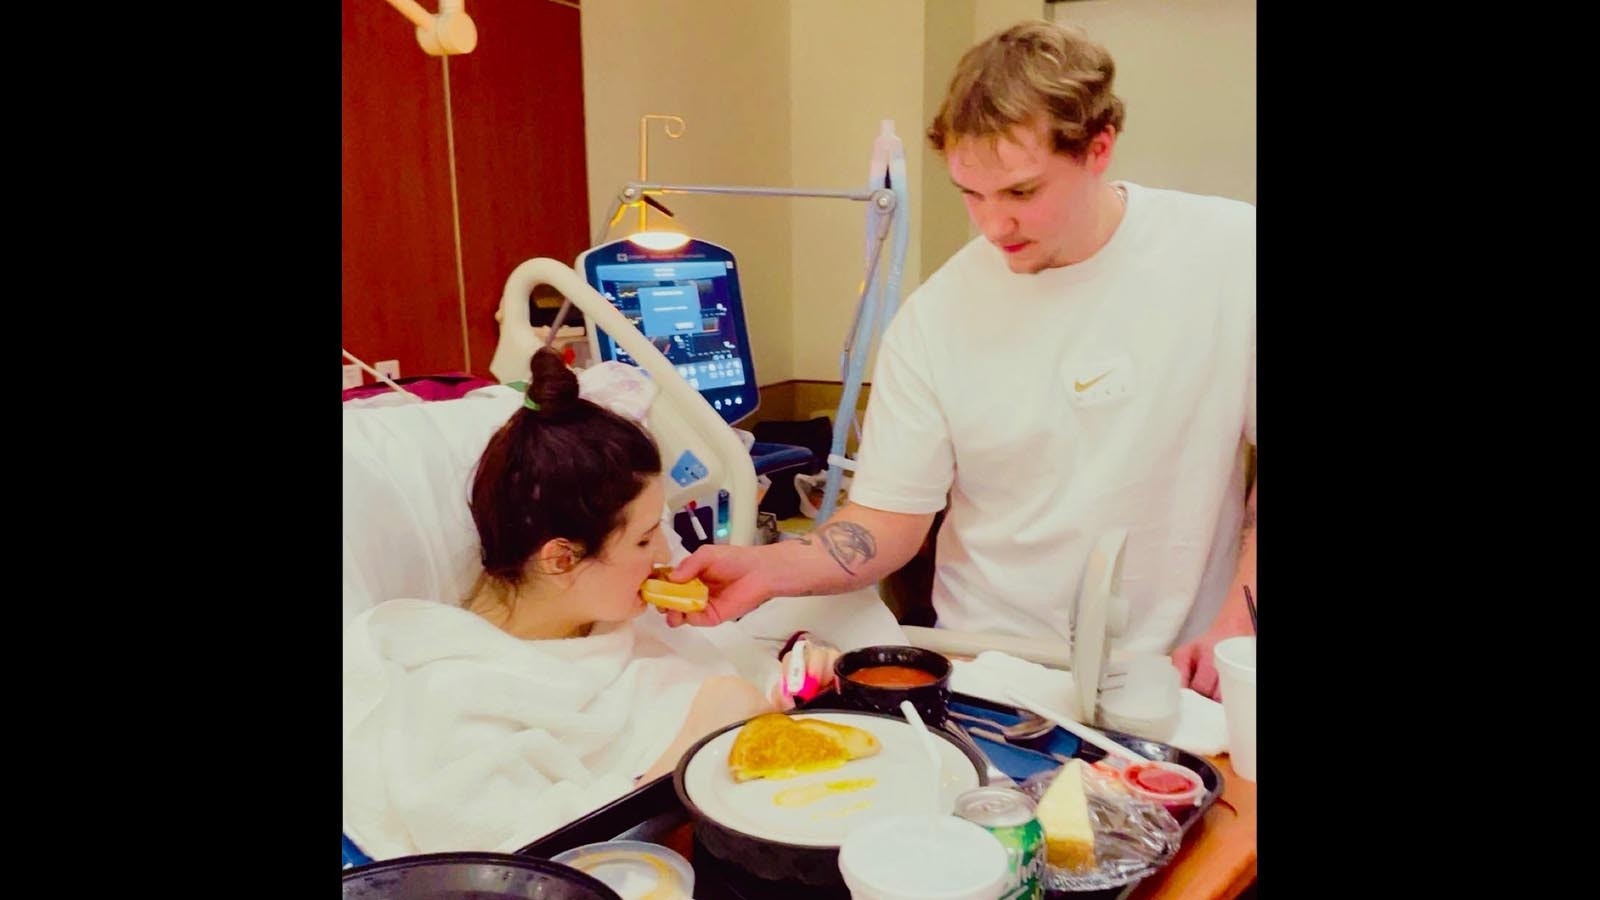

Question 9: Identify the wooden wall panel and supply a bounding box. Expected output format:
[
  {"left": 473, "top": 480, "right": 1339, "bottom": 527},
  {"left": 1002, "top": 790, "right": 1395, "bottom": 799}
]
[
  {"left": 341, "top": 0, "right": 588, "bottom": 379},
  {"left": 450, "top": 0, "right": 590, "bottom": 375},
  {"left": 341, "top": 0, "right": 461, "bottom": 376}
]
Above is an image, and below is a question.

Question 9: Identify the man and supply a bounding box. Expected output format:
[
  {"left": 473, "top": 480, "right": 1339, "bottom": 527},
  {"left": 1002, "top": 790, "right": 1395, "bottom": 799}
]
[{"left": 666, "top": 20, "right": 1255, "bottom": 700}]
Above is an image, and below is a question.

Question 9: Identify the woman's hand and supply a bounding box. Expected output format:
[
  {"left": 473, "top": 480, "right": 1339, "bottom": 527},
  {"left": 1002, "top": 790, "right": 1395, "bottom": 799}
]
[
  {"left": 768, "top": 640, "right": 842, "bottom": 710},
  {"left": 635, "top": 676, "right": 773, "bottom": 784}
]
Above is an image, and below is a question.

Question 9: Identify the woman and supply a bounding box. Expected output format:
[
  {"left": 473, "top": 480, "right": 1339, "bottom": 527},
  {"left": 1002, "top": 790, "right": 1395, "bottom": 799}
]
[{"left": 342, "top": 348, "right": 778, "bottom": 858}]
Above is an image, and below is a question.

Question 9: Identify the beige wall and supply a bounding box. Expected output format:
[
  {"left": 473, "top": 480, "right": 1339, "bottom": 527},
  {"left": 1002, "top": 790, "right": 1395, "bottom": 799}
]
[
  {"left": 1051, "top": 0, "right": 1256, "bottom": 204},
  {"left": 580, "top": 0, "right": 794, "bottom": 386},
  {"left": 921, "top": 0, "right": 978, "bottom": 283},
  {"left": 972, "top": 0, "right": 1050, "bottom": 46},
  {"left": 789, "top": 0, "right": 928, "bottom": 382}
]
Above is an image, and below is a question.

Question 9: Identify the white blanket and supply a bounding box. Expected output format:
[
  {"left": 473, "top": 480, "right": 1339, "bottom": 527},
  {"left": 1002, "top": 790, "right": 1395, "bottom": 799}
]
[{"left": 343, "top": 599, "right": 758, "bottom": 858}]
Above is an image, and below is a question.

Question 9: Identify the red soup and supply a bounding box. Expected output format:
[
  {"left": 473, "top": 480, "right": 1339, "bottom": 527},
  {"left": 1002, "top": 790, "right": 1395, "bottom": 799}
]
[{"left": 847, "top": 665, "right": 940, "bottom": 689}]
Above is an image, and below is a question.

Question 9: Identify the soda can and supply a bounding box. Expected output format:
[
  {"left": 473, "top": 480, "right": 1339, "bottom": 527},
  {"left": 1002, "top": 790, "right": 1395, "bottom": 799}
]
[{"left": 953, "top": 786, "right": 1046, "bottom": 900}]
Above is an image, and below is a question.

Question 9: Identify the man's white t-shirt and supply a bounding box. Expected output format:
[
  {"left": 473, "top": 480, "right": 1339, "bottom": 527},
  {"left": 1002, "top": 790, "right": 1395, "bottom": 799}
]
[{"left": 849, "top": 181, "right": 1255, "bottom": 654}]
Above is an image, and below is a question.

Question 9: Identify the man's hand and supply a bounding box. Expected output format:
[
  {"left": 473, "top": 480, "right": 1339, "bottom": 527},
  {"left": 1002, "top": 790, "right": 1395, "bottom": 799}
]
[
  {"left": 1171, "top": 620, "right": 1252, "bottom": 700},
  {"left": 658, "top": 544, "right": 780, "bottom": 627},
  {"left": 655, "top": 505, "right": 935, "bottom": 628}
]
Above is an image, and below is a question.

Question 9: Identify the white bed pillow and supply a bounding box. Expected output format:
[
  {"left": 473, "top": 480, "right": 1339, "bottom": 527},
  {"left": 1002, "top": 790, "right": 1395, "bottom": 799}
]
[{"left": 342, "top": 386, "right": 523, "bottom": 625}]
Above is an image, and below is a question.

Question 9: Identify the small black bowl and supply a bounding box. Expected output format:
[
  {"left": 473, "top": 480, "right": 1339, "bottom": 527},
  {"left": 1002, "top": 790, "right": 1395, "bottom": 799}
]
[{"left": 833, "top": 645, "right": 952, "bottom": 725}]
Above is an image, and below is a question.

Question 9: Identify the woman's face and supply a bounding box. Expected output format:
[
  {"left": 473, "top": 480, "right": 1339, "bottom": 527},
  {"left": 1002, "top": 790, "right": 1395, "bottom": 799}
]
[{"left": 571, "top": 475, "right": 671, "bottom": 624}]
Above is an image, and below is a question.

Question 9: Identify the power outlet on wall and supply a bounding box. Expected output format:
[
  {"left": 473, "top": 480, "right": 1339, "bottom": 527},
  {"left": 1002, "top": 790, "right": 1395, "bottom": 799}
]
[
  {"left": 375, "top": 359, "right": 401, "bottom": 381},
  {"left": 342, "top": 364, "right": 364, "bottom": 389}
]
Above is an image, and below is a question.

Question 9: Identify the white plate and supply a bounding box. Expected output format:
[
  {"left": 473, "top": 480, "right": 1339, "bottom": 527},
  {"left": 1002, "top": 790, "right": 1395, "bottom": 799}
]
[{"left": 681, "top": 711, "right": 982, "bottom": 848}]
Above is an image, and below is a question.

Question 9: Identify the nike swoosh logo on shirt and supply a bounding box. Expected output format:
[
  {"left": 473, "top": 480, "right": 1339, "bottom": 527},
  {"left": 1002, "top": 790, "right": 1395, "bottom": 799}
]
[{"left": 1074, "top": 370, "right": 1112, "bottom": 392}]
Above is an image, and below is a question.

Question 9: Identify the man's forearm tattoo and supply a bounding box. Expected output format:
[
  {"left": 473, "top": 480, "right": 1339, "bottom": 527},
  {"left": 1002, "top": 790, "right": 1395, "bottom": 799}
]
[{"left": 798, "top": 521, "right": 878, "bottom": 576}]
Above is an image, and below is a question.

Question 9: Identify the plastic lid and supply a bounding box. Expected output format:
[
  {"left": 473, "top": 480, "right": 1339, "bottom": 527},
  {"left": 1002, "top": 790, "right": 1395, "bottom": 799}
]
[
  {"left": 1120, "top": 760, "right": 1206, "bottom": 808},
  {"left": 1097, "top": 654, "right": 1180, "bottom": 737},
  {"left": 550, "top": 840, "right": 694, "bottom": 900},
  {"left": 838, "top": 814, "right": 1010, "bottom": 900}
]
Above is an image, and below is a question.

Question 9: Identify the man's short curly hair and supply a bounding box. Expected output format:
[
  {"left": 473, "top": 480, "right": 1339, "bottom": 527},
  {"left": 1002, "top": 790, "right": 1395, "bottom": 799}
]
[{"left": 928, "top": 20, "right": 1125, "bottom": 159}]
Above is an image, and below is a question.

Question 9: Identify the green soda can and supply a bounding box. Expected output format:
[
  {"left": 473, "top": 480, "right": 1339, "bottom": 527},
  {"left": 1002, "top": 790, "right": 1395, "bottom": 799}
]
[{"left": 953, "top": 786, "right": 1046, "bottom": 900}]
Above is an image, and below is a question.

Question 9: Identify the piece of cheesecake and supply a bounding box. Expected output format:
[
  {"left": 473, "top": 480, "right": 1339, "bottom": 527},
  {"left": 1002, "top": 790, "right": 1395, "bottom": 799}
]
[{"left": 1038, "top": 758, "right": 1096, "bottom": 872}]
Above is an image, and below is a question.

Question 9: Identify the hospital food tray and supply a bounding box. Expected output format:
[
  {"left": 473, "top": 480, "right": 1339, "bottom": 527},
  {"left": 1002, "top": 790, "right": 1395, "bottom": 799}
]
[{"left": 516, "top": 691, "right": 1222, "bottom": 899}]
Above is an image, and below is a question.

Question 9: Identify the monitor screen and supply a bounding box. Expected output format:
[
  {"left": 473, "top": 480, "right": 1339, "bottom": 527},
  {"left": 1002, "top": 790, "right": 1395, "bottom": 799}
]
[{"left": 581, "top": 239, "right": 759, "bottom": 424}]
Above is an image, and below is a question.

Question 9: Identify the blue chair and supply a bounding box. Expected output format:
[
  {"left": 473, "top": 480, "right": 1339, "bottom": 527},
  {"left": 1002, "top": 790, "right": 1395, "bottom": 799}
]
[{"left": 749, "top": 441, "right": 816, "bottom": 478}]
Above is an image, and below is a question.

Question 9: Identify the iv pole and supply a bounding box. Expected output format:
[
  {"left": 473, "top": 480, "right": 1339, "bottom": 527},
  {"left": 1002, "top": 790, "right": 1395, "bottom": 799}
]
[{"left": 552, "top": 117, "right": 912, "bottom": 527}]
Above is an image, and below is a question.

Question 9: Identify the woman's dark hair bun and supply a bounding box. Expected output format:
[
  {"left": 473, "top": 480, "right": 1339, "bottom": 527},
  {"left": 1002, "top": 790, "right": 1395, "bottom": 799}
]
[{"left": 524, "top": 346, "right": 580, "bottom": 415}]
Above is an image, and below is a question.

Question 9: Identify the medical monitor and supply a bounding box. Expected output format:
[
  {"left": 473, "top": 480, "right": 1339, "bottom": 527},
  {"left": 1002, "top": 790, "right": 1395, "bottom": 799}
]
[{"left": 579, "top": 238, "right": 759, "bottom": 425}]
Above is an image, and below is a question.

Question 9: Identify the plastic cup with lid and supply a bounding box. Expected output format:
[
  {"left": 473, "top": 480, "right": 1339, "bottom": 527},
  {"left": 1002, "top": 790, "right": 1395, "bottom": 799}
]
[
  {"left": 837, "top": 813, "right": 1010, "bottom": 900},
  {"left": 1213, "top": 636, "right": 1257, "bottom": 782}
]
